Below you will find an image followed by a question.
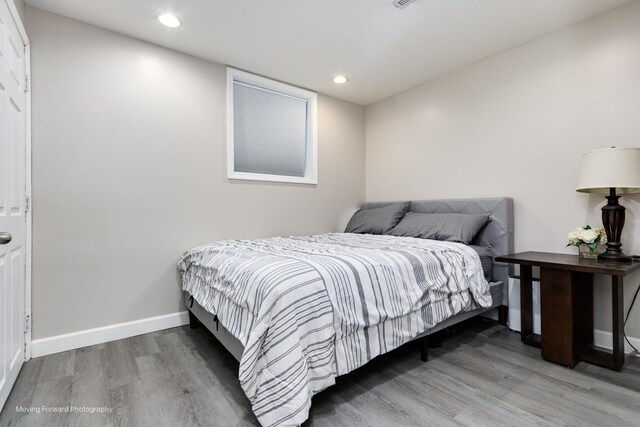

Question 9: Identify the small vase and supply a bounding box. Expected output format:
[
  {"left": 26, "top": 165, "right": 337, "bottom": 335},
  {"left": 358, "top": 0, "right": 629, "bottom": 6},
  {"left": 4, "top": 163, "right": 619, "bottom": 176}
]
[{"left": 578, "top": 244, "right": 598, "bottom": 260}]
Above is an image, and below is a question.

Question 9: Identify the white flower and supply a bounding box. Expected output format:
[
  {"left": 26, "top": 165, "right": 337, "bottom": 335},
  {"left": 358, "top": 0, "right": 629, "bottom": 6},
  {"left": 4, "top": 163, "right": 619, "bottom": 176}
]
[
  {"left": 580, "top": 228, "right": 598, "bottom": 244},
  {"left": 567, "top": 225, "right": 607, "bottom": 247},
  {"left": 567, "top": 227, "right": 583, "bottom": 244}
]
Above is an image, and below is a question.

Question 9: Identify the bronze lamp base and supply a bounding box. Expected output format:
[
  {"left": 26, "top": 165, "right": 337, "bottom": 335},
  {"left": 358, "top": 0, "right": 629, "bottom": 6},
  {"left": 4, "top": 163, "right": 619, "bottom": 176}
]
[{"left": 598, "top": 188, "right": 632, "bottom": 263}]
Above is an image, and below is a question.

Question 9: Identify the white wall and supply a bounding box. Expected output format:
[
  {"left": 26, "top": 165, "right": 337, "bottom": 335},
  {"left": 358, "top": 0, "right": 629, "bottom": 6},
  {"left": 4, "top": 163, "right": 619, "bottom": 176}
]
[
  {"left": 366, "top": 2, "right": 640, "bottom": 341},
  {"left": 26, "top": 7, "right": 366, "bottom": 341}
]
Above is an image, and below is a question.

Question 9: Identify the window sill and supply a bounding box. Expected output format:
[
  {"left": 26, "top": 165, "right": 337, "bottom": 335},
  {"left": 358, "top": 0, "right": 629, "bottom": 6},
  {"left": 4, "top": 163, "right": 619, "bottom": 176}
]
[{"left": 228, "top": 172, "right": 317, "bottom": 185}]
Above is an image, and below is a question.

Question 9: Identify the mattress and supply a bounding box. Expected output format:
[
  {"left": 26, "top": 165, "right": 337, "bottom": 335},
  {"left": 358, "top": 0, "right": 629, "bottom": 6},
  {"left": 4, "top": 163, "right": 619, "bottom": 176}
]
[{"left": 179, "top": 233, "right": 492, "bottom": 427}]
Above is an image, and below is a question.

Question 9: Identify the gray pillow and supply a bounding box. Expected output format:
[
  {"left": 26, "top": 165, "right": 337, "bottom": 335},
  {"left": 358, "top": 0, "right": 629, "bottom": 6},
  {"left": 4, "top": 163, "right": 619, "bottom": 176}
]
[
  {"left": 345, "top": 202, "right": 410, "bottom": 235},
  {"left": 388, "top": 212, "right": 490, "bottom": 244}
]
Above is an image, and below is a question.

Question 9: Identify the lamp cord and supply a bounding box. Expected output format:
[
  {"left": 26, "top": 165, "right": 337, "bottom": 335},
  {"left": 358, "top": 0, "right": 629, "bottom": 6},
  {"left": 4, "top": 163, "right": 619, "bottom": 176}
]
[{"left": 624, "top": 280, "right": 640, "bottom": 353}]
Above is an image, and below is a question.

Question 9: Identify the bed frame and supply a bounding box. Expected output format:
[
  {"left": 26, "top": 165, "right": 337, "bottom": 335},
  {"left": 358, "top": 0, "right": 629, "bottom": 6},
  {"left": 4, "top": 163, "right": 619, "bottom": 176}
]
[{"left": 185, "top": 197, "right": 514, "bottom": 363}]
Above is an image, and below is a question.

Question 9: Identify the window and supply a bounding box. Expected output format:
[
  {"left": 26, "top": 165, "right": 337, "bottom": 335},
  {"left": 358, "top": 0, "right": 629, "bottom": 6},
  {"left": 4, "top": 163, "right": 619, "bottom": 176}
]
[{"left": 227, "top": 68, "right": 317, "bottom": 184}]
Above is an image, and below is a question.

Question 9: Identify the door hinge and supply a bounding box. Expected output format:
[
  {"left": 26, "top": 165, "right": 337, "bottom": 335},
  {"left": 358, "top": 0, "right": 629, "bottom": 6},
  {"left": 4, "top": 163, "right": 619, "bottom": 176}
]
[
  {"left": 24, "top": 74, "right": 30, "bottom": 93},
  {"left": 25, "top": 195, "right": 30, "bottom": 213},
  {"left": 24, "top": 315, "right": 31, "bottom": 333}
]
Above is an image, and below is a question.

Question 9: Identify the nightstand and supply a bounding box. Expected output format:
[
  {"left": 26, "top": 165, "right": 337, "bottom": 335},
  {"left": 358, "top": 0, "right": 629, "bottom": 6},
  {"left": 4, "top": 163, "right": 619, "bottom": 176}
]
[{"left": 496, "top": 251, "right": 640, "bottom": 370}]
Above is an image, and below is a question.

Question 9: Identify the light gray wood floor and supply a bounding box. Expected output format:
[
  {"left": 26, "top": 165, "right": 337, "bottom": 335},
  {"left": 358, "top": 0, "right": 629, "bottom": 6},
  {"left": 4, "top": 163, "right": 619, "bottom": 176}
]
[{"left": 1, "top": 319, "right": 640, "bottom": 427}]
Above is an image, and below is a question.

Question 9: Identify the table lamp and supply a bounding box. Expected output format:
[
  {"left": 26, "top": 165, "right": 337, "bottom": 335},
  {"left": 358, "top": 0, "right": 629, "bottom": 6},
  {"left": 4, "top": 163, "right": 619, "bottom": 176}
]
[{"left": 577, "top": 147, "right": 640, "bottom": 262}]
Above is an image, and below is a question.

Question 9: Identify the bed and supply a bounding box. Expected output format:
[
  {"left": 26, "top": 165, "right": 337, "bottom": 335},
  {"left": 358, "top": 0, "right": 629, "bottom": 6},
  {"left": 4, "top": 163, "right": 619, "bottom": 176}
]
[{"left": 178, "top": 197, "right": 513, "bottom": 427}]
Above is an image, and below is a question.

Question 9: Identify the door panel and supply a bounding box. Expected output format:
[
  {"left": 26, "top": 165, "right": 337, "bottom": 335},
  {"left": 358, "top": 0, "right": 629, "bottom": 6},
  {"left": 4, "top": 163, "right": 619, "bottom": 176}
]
[
  {"left": 0, "top": 254, "right": 5, "bottom": 395},
  {"left": 10, "top": 96, "right": 22, "bottom": 213},
  {"left": 0, "top": 83, "right": 5, "bottom": 215},
  {"left": 10, "top": 249, "right": 23, "bottom": 368},
  {"left": 0, "top": 0, "right": 25, "bottom": 411}
]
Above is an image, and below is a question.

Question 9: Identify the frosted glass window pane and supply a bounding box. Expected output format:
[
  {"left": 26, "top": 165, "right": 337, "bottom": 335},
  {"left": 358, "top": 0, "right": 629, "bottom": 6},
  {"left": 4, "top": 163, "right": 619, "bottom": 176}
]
[{"left": 233, "top": 82, "right": 308, "bottom": 177}]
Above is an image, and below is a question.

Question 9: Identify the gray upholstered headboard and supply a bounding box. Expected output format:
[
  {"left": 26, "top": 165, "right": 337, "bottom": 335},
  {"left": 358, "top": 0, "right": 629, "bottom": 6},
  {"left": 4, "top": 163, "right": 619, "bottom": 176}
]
[{"left": 361, "top": 197, "right": 514, "bottom": 290}]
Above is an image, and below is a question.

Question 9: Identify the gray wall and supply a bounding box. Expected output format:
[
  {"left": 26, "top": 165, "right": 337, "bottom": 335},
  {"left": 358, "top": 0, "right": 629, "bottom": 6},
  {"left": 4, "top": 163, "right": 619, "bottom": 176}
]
[
  {"left": 365, "top": 2, "right": 640, "bottom": 341},
  {"left": 26, "top": 7, "right": 366, "bottom": 340}
]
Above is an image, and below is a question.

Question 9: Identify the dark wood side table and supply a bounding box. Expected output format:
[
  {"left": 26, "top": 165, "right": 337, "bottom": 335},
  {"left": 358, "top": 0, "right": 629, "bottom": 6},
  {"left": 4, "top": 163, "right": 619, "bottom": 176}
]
[{"left": 495, "top": 251, "right": 640, "bottom": 371}]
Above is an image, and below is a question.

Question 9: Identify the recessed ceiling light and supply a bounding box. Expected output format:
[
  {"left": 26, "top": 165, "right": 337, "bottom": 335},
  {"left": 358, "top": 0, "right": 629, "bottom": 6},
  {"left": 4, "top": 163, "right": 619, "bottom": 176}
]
[
  {"left": 158, "top": 13, "right": 181, "bottom": 28},
  {"left": 332, "top": 75, "right": 349, "bottom": 84}
]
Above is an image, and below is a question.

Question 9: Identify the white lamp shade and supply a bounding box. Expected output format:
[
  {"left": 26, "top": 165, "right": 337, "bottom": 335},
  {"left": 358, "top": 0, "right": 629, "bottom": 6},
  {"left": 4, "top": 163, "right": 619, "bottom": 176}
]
[{"left": 577, "top": 147, "right": 640, "bottom": 194}]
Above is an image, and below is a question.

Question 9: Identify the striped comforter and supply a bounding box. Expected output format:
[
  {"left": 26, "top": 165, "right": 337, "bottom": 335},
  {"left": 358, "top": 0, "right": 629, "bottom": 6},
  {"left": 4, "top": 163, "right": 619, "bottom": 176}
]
[{"left": 178, "top": 233, "right": 491, "bottom": 427}]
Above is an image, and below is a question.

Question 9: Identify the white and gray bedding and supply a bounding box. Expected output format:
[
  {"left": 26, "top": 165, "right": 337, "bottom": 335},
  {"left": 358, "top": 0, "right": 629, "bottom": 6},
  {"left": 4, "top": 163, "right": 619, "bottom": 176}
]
[
  {"left": 179, "top": 233, "right": 491, "bottom": 427},
  {"left": 471, "top": 244, "right": 493, "bottom": 281}
]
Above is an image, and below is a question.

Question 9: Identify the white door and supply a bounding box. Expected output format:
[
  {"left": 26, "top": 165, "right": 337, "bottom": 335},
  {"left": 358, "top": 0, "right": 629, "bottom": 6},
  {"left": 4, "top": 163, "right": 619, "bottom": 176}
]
[{"left": 0, "top": 0, "right": 26, "bottom": 411}]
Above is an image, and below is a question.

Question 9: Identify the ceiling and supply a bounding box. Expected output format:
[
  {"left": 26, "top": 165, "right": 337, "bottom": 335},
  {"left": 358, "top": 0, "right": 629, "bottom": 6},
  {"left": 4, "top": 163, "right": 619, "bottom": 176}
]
[{"left": 25, "top": 0, "right": 632, "bottom": 105}]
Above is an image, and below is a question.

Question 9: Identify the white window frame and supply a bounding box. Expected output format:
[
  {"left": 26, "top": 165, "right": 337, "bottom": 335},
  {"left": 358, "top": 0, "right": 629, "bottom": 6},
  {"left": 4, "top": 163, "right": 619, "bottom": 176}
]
[{"left": 227, "top": 68, "right": 318, "bottom": 184}]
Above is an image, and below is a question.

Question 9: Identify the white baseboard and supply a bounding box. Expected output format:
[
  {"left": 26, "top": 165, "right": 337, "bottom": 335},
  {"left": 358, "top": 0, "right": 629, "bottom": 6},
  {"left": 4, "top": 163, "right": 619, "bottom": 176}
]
[
  {"left": 505, "top": 325, "right": 639, "bottom": 355},
  {"left": 594, "top": 329, "right": 640, "bottom": 354},
  {"left": 31, "top": 311, "right": 190, "bottom": 358}
]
